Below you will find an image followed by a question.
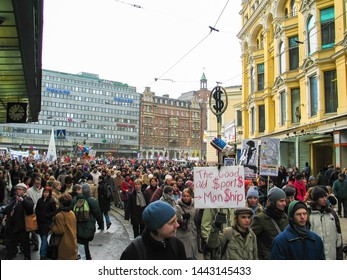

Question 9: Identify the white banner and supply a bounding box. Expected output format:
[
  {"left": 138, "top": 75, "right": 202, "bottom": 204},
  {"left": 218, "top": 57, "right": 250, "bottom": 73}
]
[
  {"left": 194, "top": 166, "right": 245, "bottom": 209},
  {"left": 9, "top": 150, "right": 29, "bottom": 161},
  {"left": 259, "top": 138, "right": 280, "bottom": 177}
]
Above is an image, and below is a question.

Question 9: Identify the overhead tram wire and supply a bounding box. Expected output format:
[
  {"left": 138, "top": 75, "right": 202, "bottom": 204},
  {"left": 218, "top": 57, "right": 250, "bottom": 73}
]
[
  {"left": 112, "top": 0, "right": 143, "bottom": 9},
  {"left": 150, "top": 0, "right": 231, "bottom": 86},
  {"left": 111, "top": 0, "right": 233, "bottom": 91},
  {"left": 221, "top": 9, "right": 347, "bottom": 86}
]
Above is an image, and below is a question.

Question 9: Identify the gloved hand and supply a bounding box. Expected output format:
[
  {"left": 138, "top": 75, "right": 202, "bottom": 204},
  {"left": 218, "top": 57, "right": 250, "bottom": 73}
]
[
  {"left": 214, "top": 212, "right": 227, "bottom": 229},
  {"left": 182, "top": 213, "right": 191, "bottom": 220}
]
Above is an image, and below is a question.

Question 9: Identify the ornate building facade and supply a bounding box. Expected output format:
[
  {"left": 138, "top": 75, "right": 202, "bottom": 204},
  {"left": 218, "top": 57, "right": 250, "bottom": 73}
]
[
  {"left": 238, "top": 0, "right": 347, "bottom": 175},
  {"left": 140, "top": 87, "right": 202, "bottom": 160}
]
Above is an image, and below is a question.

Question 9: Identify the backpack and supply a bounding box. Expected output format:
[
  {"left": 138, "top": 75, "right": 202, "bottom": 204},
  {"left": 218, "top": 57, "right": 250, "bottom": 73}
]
[
  {"left": 73, "top": 198, "right": 90, "bottom": 222},
  {"left": 106, "top": 185, "right": 114, "bottom": 201},
  {"left": 132, "top": 235, "right": 178, "bottom": 259}
]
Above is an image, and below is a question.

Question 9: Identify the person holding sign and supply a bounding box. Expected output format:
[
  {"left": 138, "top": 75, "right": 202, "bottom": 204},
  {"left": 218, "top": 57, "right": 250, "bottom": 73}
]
[
  {"left": 201, "top": 208, "right": 234, "bottom": 260},
  {"left": 207, "top": 207, "right": 258, "bottom": 260},
  {"left": 251, "top": 187, "right": 288, "bottom": 260}
]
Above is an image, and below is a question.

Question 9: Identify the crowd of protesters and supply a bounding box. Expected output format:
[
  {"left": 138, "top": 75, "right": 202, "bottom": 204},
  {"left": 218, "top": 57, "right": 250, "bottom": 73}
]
[{"left": 0, "top": 154, "right": 346, "bottom": 260}]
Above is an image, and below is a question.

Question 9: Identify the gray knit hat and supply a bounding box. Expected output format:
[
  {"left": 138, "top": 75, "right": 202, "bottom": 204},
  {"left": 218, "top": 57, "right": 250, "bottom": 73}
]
[
  {"left": 267, "top": 187, "right": 286, "bottom": 204},
  {"left": 81, "top": 183, "right": 91, "bottom": 195}
]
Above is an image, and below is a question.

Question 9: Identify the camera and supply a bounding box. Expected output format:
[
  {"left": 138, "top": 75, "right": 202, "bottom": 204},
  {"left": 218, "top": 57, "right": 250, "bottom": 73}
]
[{"left": 179, "top": 220, "right": 188, "bottom": 230}]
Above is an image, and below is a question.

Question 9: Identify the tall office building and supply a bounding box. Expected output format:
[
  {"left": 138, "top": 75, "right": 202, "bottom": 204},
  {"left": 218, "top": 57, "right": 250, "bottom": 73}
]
[{"left": 0, "top": 69, "right": 140, "bottom": 158}]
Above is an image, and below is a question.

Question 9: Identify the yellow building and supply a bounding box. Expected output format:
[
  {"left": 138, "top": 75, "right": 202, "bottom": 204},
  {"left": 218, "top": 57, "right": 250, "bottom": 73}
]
[
  {"left": 206, "top": 86, "right": 242, "bottom": 164},
  {"left": 237, "top": 0, "right": 347, "bottom": 176}
]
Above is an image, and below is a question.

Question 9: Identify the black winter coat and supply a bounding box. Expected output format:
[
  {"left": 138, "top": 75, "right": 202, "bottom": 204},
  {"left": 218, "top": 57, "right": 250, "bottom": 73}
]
[
  {"left": 3, "top": 195, "right": 34, "bottom": 233},
  {"left": 35, "top": 196, "right": 57, "bottom": 235},
  {"left": 120, "top": 229, "right": 186, "bottom": 260},
  {"left": 98, "top": 182, "right": 111, "bottom": 213},
  {"left": 125, "top": 190, "right": 149, "bottom": 224}
]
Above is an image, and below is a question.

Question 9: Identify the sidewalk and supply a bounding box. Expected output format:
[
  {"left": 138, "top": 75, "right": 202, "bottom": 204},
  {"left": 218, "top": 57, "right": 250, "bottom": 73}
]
[
  {"left": 109, "top": 205, "right": 134, "bottom": 240},
  {"left": 340, "top": 217, "right": 347, "bottom": 245}
]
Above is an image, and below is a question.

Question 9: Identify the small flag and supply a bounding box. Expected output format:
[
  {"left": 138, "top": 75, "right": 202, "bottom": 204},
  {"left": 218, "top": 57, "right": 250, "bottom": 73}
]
[{"left": 203, "top": 130, "right": 207, "bottom": 143}]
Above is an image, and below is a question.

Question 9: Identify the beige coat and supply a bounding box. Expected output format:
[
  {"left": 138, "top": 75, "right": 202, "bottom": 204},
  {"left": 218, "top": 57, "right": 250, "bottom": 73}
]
[{"left": 51, "top": 210, "right": 78, "bottom": 260}]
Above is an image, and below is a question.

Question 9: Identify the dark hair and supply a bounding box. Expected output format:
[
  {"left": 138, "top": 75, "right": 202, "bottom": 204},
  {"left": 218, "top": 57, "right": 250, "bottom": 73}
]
[
  {"left": 23, "top": 176, "right": 31, "bottom": 183},
  {"left": 42, "top": 186, "right": 52, "bottom": 198},
  {"left": 59, "top": 193, "right": 72, "bottom": 207},
  {"left": 65, "top": 176, "right": 73, "bottom": 184}
]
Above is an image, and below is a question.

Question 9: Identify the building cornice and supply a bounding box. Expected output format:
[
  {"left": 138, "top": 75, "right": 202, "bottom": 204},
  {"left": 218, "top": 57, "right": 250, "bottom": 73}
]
[{"left": 237, "top": 0, "right": 270, "bottom": 39}]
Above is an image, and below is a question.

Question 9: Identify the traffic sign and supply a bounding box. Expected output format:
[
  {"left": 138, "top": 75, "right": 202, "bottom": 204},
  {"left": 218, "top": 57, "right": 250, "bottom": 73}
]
[{"left": 56, "top": 129, "right": 66, "bottom": 140}]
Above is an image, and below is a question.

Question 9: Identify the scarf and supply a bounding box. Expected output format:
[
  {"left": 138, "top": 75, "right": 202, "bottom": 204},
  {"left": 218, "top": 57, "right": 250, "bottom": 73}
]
[
  {"left": 136, "top": 190, "right": 146, "bottom": 207},
  {"left": 291, "top": 223, "right": 309, "bottom": 238},
  {"left": 233, "top": 225, "right": 249, "bottom": 239},
  {"left": 266, "top": 203, "right": 285, "bottom": 219},
  {"left": 249, "top": 204, "right": 259, "bottom": 214}
]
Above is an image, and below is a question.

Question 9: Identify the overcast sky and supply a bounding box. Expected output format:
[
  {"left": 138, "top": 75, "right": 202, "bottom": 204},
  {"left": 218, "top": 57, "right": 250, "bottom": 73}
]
[{"left": 42, "top": 0, "right": 242, "bottom": 98}]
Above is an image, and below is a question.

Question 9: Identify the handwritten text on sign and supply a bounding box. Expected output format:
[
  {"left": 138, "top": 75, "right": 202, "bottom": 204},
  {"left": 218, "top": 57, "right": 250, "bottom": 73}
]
[{"left": 194, "top": 166, "right": 245, "bottom": 209}]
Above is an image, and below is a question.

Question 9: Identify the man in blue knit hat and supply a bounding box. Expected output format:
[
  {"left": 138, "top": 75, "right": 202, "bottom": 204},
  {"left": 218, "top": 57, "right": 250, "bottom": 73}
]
[{"left": 120, "top": 200, "right": 186, "bottom": 259}]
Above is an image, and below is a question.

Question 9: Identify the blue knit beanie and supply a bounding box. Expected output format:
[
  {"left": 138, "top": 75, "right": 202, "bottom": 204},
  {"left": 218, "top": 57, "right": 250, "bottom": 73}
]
[
  {"left": 246, "top": 187, "right": 259, "bottom": 198},
  {"left": 142, "top": 201, "right": 176, "bottom": 230}
]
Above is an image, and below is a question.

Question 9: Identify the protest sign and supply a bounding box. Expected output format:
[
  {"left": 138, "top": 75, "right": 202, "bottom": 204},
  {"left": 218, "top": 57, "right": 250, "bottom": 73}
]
[
  {"left": 259, "top": 138, "right": 280, "bottom": 176},
  {"left": 194, "top": 166, "right": 245, "bottom": 209},
  {"left": 239, "top": 139, "right": 259, "bottom": 179}
]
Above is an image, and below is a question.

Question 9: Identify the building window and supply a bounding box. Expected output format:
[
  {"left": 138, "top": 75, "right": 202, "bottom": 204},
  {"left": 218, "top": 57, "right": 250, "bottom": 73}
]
[
  {"left": 324, "top": 70, "right": 338, "bottom": 113},
  {"left": 289, "top": 36, "right": 299, "bottom": 70},
  {"left": 250, "top": 67, "right": 255, "bottom": 94},
  {"left": 258, "top": 105, "right": 265, "bottom": 133},
  {"left": 257, "top": 64, "right": 264, "bottom": 91},
  {"left": 320, "top": 7, "right": 335, "bottom": 49},
  {"left": 280, "top": 91, "right": 286, "bottom": 126},
  {"left": 291, "top": 88, "right": 301, "bottom": 123},
  {"left": 250, "top": 107, "right": 255, "bottom": 135},
  {"left": 279, "top": 41, "right": 285, "bottom": 74},
  {"left": 307, "top": 15, "right": 317, "bottom": 54},
  {"left": 237, "top": 110, "right": 242, "bottom": 126},
  {"left": 309, "top": 75, "right": 318, "bottom": 116}
]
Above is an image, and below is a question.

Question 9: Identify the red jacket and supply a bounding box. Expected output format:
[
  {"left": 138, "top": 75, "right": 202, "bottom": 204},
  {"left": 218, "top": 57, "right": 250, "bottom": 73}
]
[{"left": 121, "top": 179, "right": 135, "bottom": 192}]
